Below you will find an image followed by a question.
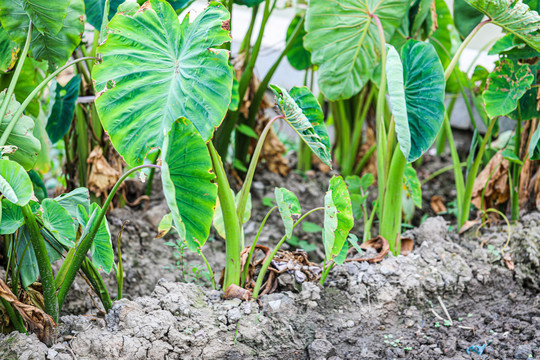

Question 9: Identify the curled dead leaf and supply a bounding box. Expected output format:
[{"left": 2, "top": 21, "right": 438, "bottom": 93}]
[
  {"left": 459, "top": 218, "right": 481, "bottom": 234},
  {"left": 224, "top": 284, "right": 250, "bottom": 301},
  {"left": 471, "top": 151, "right": 509, "bottom": 211},
  {"left": 87, "top": 146, "right": 122, "bottom": 197},
  {"left": 503, "top": 253, "right": 514, "bottom": 271},
  {"left": 345, "top": 235, "right": 390, "bottom": 263},
  {"left": 400, "top": 237, "right": 414, "bottom": 256}
]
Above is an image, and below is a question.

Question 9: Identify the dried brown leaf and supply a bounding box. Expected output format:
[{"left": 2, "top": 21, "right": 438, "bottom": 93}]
[
  {"left": 346, "top": 235, "right": 390, "bottom": 263},
  {"left": 430, "top": 195, "right": 447, "bottom": 214},
  {"left": 87, "top": 146, "right": 122, "bottom": 197},
  {"left": 400, "top": 237, "right": 414, "bottom": 256},
  {"left": 471, "top": 151, "right": 509, "bottom": 211}
]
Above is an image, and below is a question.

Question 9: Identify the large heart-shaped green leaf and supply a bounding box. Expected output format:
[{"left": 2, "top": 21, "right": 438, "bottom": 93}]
[
  {"left": 323, "top": 176, "right": 354, "bottom": 260},
  {"left": 0, "top": 0, "right": 70, "bottom": 44},
  {"left": 0, "top": 59, "right": 45, "bottom": 117},
  {"left": 0, "top": 159, "right": 33, "bottom": 206},
  {"left": 54, "top": 187, "right": 90, "bottom": 222},
  {"left": 30, "top": 0, "right": 85, "bottom": 72},
  {"left": 85, "top": 0, "right": 124, "bottom": 29},
  {"left": 0, "top": 198, "right": 24, "bottom": 234},
  {"left": 41, "top": 198, "right": 76, "bottom": 247},
  {"left": 78, "top": 203, "right": 113, "bottom": 273},
  {"left": 482, "top": 60, "right": 534, "bottom": 118},
  {"left": 46, "top": 75, "right": 81, "bottom": 144},
  {"left": 464, "top": 0, "right": 540, "bottom": 51},
  {"left": 0, "top": 25, "right": 18, "bottom": 73},
  {"left": 0, "top": 92, "right": 41, "bottom": 170},
  {"left": 275, "top": 187, "right": 301, "bottom": 240},
  {"left": 270, "top": 85, "right": 332, "bottom": 167},
  {"left": 92, "top": 0, "right": 233, "bottom": 167},
  {"left": 386, "top": 40, "right": 445, "bottom": 162},
  {"left": 161, "top": 118, "right": 217, "bottom": 251},
  {"left": 286, "top": 14, "right": 311, "bottom": 71},
  {"left": 304, "top": 0, "right": 409, "bottom": 100}
]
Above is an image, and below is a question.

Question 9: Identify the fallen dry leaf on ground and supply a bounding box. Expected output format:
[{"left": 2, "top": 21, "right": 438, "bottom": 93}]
[
  {"left": 472, "top": 151, "right": 509, "bottom": 211},
  {"left": 430, "top": 195, "right": 447, "bottom": 214},
  {"left": 346, "top": 236, "right": 390, "bottom": 263}
]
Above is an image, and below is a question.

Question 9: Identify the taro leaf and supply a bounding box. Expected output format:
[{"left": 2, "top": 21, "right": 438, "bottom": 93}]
[
  {"left": 529, "top": 126, "right": 540, "bottom": 160},
  {"left": 270, "top": 85, "right": 332, "bottom": 167},
  {"left": 0, "top": 92, "right": 41, "bottom": 170},
  {"left": 136, "top": 0, "right": 196, "bottom": 13},
  {"left": 234, "top": 0, "right": 265, "bottom": 6},
  {"left": 304, "top": 0, "right": 408, "bottom": 100},
  {"left": 286, "top": 14, "right": 311, "bottom": 71},
  {"left": 464, "top": 0, "right": 540, "bottom": 51},
  {"left": 275, "top": 187, "right": 301, "bottom": 240},
  {"left": 334, "top": 240, "right": 349, "bottom": 266},
  {"left": 403, "top": 163, "right": 422, "bottom": 208},
  {"left": 429, "top": 0, "right": 456, "bottom": 68},
  {"left": 78, "top": 203, "right": 113, "bottom": 273},
  {"left": 54, "top": 187, "right": 90, "bottom": 222},
  {"left": 213, "top": 189, "right": 251, "bottom": 239},
  {"left": 0, "top": 159, "right": 33, "bottom": 206},
  {"left": 85, "top": 0, "right": 124, "bottom": 29},
  {"left": 28, "top": 170, "right": 47, "bottom": 202},
  {"left": 46, "top": 75, "right": 81, "bottom": 144},
  {"left": 0, "top": 198, "right": 24, "bottom": 234},
  {"left": 454, "top": 0, "right": 484, "bottom": 38},
  {"left": 30, "top": 0, "right": 85, "bottom": 72},
  {"left": 41, "top": 198, "right": 76, "bottom": 247},
  {"left": 409, "top": 0, "right": 434, "bottom": 36},
  {"left": 346, "top": 174, "right": 373, "bottom": 219},
  {"left": 92, "top": 0, "right": 233, "bottom": 167},
  {"left": 488, "top": 33, "right": 520, "bottom": 55},
  {"left": 0, "top": 0, "right": 70, "bottom": 44},
  {"left": 0, "top": 58, "right": 45, "bottom": 117},
  {"left": 482, "top": 60, "right": 534, "bottom": 118},
  {"left": 323, "top": 176, "right": 354, "bottom": 260},
  {"left": 161, "top": 118, "right": 217, "bottom": 251},
  {"left": 0, "top": 25, "right": 18, "bottom": 73},
  {"left": 16, "top": 225, "right": 39, "bottom": 287},
  {"left": 385, "top": 40, "right": 445, "bottom": 163}
]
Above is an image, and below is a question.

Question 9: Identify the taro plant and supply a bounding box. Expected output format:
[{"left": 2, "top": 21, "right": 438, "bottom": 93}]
[
  {"left": 305, "top": 0, "right": 446, "bottom": 255},
  {"left": 90, "top": 0, "right": 353, "bottom": 296}
]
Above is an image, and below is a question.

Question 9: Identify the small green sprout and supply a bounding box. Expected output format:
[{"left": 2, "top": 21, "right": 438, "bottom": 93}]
[
  {"left": 434, "top": 322, "right": 441, "bottom": 328},
  {"left": 444, "top": 320, "right": 452, "bottom": 327}
]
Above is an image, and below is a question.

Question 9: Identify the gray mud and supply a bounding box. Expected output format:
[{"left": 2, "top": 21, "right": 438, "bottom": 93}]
[{"left": 1, "top": 214, "right": 539, "bottom": 359}]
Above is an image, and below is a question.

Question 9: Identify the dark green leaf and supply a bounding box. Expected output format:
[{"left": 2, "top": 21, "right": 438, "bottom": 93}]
[
  {"left": 46, "top": 75, "right": 80, "bottom": 144},
  {"left": 454, "top": 0, "right": 484, "bottom": 38},
  {"left": 78, "top": 203, "right": 113, "bottom": 273},
  {"left": 0, "top": 198, "right": 24, "bottom": 234},
  {"left": 28, "top": 170, "right": 47, "bottom": 202},
  {"left": 286, "top": 14, "right": 311, "bottom": 71},
  {"left": 0, "top": 25, "right": 18, "bottom": 73},
  {"left": 234, "top": 0, "right": 265, "bottom": 6},
  {"left": 85, "top": 0, "right": 124, "bottom": 29}
]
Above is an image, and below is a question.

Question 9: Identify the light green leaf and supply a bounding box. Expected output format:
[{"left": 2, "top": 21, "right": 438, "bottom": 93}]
[
  {"left": 137, "top": 0, "right": 196, "bottom": 13},
  {"left": 0, "top": 0, "right": 70, "bottom": 44},
  {"left": 85, "top": 0, "right": 125, "bottom": 29},
  {"left": 275, "top": 187, "right": 301, "bottom": 240},
  {"left": 334, "top": 240, "right": 349, "bottom": 265},
  {"left": 0, "top": 25, "right": 18, "bottom": 73},
  {"left": 305, "top": 0, "right": 409, "bottom": 100},
  {"left": 78, "top": 203, "right": 113, "bottom": 273},
  {"left": 41, "top": 198, "right": 76, "bottom": 247},
  {"left": 482, "top": 60, "right": 534, "bottom": 118},
  {"left": 0, "top": 198, "right": 24, "bottom": 234},
  {"left": 323, "top": 176, "right": 354, "bottom": 260},
  {"left": 236, "top": 123, "right": 258, "bottom": 139},
  {"left": 54, "top": 187, "right": 90, "bottom": 222},
  {"left": 30, "top": 0, "right": 85, "bottom": 72},
  {"left": 162, "top": 118, "right": 217, "bottom": 251},
  {"left": 0, "top": 159, "right": 33, "bottom": 205},
  {"left": 0, "top": 58, "right": 45, "bottom": 117},
  {"left": 464, "top": 0, "right": 540, "bottom": 51},
  {"left": 286, "top": 14, "right": 311, "bottom": 71},
  {"left": 529, "top": 125, "right": 540, "bottom": 160},
  {"left": 92, "top": 0, "right": 233, "bottom": 166},
  {"left": 0, "top": 92, "right": 41, "bottom": 170},
  {"left": 302, "top": 221, "right": 323, "bottom": 233},
  {"left": 271, "top": 85, "right": 332, "bottom": 167},
  {"left": 386, "top": 40, "right": 446, "bottom": 162},
  {"left": 156, "top": 212, "right": 173, "bottom": 238},
  {"left": 403, "top": 163, "right": 422, "bottom": 208},
  {"left": 229, "top": 74, "right": 239, "bottom": 111},
  {"left": 47, "top": 75, "right": 81, "bottom": 144}
]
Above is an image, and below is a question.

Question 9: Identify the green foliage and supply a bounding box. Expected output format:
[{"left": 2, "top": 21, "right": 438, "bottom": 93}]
[
  {"left": 46, "top": 75, "right": 81, "bottom": 144},
  {"left": 386, "top": 40, "right": 445, "bottom": 162},
  {"left": 323, "top": 176, "right": 354, "bottom": 261},
  {"left": 78, "top": 203, "right": 113, "bottom": 273},
  {"left": 0, "top": 198, "right": 24, "bottom": 234},
  {"left": 482, "top": 60, "right": 534, "bottom": 118},
  {"left": 454, "top": 0, "right": 484, "bottom": 38},
  {"left": 346, "top": 174, "right": 374, "bottom": 220},
  {"left": 85, "top": 0, "right": 125, "bottom": 29},
  {"left": 403, "top": 164, "right": 421, "bottom": 208},
  {"left": 0, "top": 25, "right": 17, "bottom": 73},
  {"left": 41, "top": 199, "right": 76, "bottom": 247},
  {"left": 0, "top": 159, "right": 33, "bottom": 206},
  {"left": 286, "top": 14, "right": 311, "bottom": 71},
  {"left": 305, "top": 0, "right": 408, "bottom": 100},
  {"left": 271, "top": 85, "right": 332, "bottom": 167},
  {"left": 92, "top": 0, "right": 233, "bottom": 166},
  {"left": 162, "top": 119, "right": 217, "bottom": 251},
  {"left": 275, "top": 188, "right": 301, "bottom": 240},
  {"left": 0, "top": 92, "right": 41, "bottom": 170},
  {"left": 234, "top": 0, "right": 265, "bottom": 6}
]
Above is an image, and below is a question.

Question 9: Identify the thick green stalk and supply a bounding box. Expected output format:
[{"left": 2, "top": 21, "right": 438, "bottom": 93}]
[
  {"left": 21, "top": 204, "right": 59, "bottom": 322},
  {"left": 145, "top": 150, "right": 161, "bottom": 196},
  {"left": 0, "top": 57, "right": 96, "bottom": 147},
  {"left": 379, "top": 147, "right": 407, "bottom": 255},
  {"left": 75, "top": 104, "right": 89, "bottom": 187},
  {"left": 57, "top": 164, "right": 160, "bottom": 310},
  {"left": 353, "top": 144, "right": 376, "bottom": 175},
  {"left": 236, "top": 115, "right": 283, "bottom": 222},
  {"left": 511, "top": 104, "right": 522, "bottom": 220},
  {"left": 252, "top": 207, "right": 323, "bottom": 299},
  {"left": 80, "top": 259, "right": 113, "bottom": 311},
  {"left": 459, "top": 118, "right": 497, "bottom": 227},
  {"left": 0, "top": 24, "right": 32, "bottom": 125},
  {"left": 370, "top": 14, "right": 388, "bottom": 221},
  {"left": 241, "top": 206, "right": 277, "bottom": 286},
  {"left": 207, "top": 142, "right": 242, "bottom": 289},
  {"left": 348, "top": 88, "right": 375, "bottom": 174}
]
